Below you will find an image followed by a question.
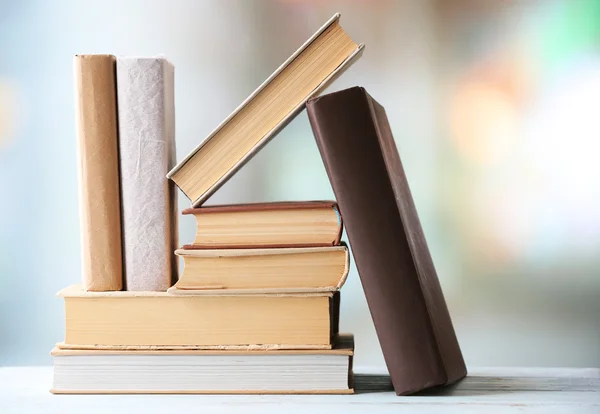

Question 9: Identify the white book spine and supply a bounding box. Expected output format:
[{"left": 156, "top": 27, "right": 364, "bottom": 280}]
[{"left": 117, "top": 57, "right": 177, "bottom": 291}]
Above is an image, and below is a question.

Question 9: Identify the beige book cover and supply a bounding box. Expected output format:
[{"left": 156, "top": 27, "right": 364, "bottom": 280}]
[{"left": 74, "top": 54, "right": 122, "bottom": 291}]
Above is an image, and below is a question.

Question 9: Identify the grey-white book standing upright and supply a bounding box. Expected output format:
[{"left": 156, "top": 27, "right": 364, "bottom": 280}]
[{"left": 117, "top": 57, "right": 178, "bottom": 291}]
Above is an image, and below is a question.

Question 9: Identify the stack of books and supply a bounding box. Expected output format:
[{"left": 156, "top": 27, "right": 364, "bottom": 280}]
[
  {"left": 53, "top": 13, "right": 467, "bottom": 396},
  {"left": 53, "top": 201, "right": 353, "bottom": 394},
  {"left": 171, "top": 201, "right": 348, "bottom": 294},
  {"left": 52, "top": 14, "right": 362, "bottom": 394}
]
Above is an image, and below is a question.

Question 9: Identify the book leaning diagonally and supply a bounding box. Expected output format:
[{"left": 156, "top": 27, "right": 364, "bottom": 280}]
[
  {"left": 307, "top": 87, "right": 467, "bottom": 395},
  {"left": 167, "top": 13, "right": 364, "bottom": 206}
]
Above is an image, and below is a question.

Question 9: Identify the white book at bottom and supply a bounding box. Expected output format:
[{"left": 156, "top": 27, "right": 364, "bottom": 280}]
[
  {"left": 116, "top": 57, "right": 177, "bottom": 291},
  {"left": 50, "top": 335, "right": 354, "bottom": 394}
]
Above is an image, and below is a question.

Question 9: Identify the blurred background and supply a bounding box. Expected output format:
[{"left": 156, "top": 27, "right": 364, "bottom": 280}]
[{"left": 1, "top": 0, "right": 599, "bottom": 368}]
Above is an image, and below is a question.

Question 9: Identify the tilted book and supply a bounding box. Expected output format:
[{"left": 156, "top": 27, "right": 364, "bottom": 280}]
[
  {"left": 167, "top": 13, "right": 364, "bottom": 206},
  {"left": 307, "top": 87, "right": 467, "bottom": 395},
  {"left": 74, "top": 54, "right": 122, "bottom": 291},
  {"left": 116, "top": 57, "right": 178, "bottom": 291}
]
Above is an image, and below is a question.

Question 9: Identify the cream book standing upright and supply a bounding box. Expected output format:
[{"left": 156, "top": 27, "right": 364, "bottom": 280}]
[
  {"left": 74, "top": 54, "right": 123, "bottom": 291},
  {"left": 117, "top": 57, "right": 177, "bottom": 291}
]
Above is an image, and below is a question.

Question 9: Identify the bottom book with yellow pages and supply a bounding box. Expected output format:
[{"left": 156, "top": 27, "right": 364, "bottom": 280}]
[{"left": 51, "top": 335, "right": 354, "bottom": 394}]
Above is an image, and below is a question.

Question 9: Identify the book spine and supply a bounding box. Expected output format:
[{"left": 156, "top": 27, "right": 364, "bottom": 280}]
[
  {"left": 307, "top": 87, "right": 447, "bottom": 394},
  {"left": 117, "top": 58, "right": 178, "bottom": 291},
  {"left": 74, "top": 55, "right": 123, "bottom": 291},
  {"left": 366, "top": 94, "right": 467, "bottom": 386}
]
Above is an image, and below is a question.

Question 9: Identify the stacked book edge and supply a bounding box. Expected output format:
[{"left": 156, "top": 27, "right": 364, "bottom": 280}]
[{"left": 51, "top": 335, "right": 355, "bottom": 394}]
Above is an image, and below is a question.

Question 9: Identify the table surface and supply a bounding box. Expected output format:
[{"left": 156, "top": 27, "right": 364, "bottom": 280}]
[{"left": 1, "top": 366, "right": 598, "bottom": 414}]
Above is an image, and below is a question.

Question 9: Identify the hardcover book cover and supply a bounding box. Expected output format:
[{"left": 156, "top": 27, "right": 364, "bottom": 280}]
[
  {"left": 167, "top": 13, "right": 364, "bottom": 206},
  {"left": 182, "top": 201, "right": 343, "bottom": 249},
  {"left": 307, "top": 86, "right": 467, "bottom": 395},
  {"left": 57, "top": 285, "right": 340, "bottom": 350}
]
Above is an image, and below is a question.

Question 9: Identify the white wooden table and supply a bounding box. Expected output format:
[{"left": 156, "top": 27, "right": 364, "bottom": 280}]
[{"left": 1, "top": 366, "right": 598, "bottom": 413}]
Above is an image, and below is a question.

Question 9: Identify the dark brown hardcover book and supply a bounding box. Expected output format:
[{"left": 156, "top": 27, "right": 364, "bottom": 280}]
[{"left": 307, "top": 86, "right": 467, "bottom": 395}]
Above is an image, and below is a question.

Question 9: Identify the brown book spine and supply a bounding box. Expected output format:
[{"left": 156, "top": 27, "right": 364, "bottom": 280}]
[
  {"left": 307, "top": 87, "right": 466, "bottom": 395},
  {"left": 74, "top": 55, "right": 123, "bottom": 291}
]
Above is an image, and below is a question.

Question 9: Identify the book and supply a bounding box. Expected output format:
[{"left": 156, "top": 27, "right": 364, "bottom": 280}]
[
  {"left": 74, "top": 54, "right": 123, "bottom": 291},
  {"left": 181, "top": 201, "right": 342, "bottom": 249},
  {"left": 167, "top": 13, "right": 363, "bottom": 206},
  {"left": 170, "top": 245, "right": 349, "bottom": 294},
  {"left": 116, "top": 57, "right": 178, "bottom": 291},
  {"left": 58, "top": 285, "right": 339, "bottom": 349},
  {"left": 307, "top": 87, "right": 467, "bottom": 395},
  {"left": 50, "top": 335, "right": 354, "bottom": 394}
]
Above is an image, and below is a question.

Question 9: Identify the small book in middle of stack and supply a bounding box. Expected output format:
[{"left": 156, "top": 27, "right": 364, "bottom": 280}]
[{"left": 170, "top": 201, "right": 348, "bottom": 295}]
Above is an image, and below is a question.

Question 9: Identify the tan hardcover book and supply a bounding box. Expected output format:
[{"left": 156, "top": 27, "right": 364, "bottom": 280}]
[
  {"left": 169, "top": 245, "right": 349, "bottom": 294},
  {"left": 50, "top": 335, "right": 354, "bottom": 394},
  {"left": 58, "top": 285, "right": 339, "bottom": 348},
  {"left": 167, "top": 13, "right": 364, "bottom": 206},
  {"left": 182, "top": 201, "right": 343, "bottom": 249},
  {"left": 74, "top": 54, "right": 123, "bottom": 291}
]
